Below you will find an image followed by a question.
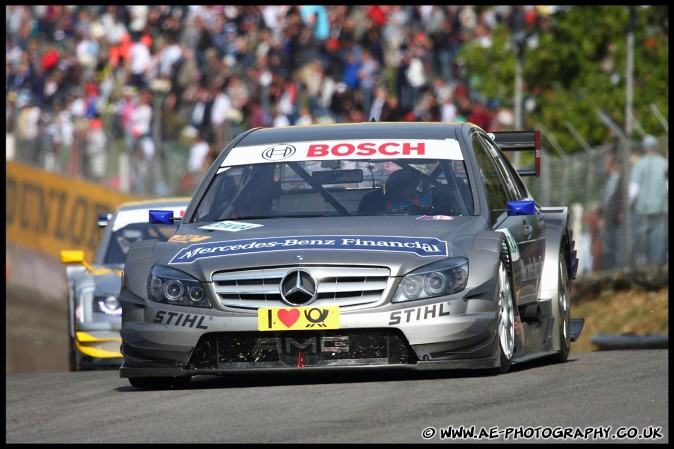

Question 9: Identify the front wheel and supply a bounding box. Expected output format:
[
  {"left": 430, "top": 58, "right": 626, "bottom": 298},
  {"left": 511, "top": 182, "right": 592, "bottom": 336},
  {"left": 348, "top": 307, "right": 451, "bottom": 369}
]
[
  {"left": 128, "top": 376, "right": 191, "bottom": 390},
  {"left": 496, "top": 260, "right": 516, "bottom": 374},
  {"left": 68, "top": 334, "right": 80, "bottom": 372}
]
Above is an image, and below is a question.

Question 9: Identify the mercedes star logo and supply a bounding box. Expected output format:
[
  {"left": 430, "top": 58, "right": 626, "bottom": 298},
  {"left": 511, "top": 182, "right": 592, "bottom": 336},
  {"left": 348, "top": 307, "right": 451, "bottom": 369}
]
[{"left": 280, "top": 269, "right": 318, "bottom": 306}]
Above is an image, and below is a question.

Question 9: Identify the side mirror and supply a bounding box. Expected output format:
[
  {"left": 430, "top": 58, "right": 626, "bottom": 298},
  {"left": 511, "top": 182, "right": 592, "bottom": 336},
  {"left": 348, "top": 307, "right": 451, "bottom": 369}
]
[
  {"left": 60, "top": 250, "right": 85, "bottom": 264},
  {"left": 60, "top": 250, "right": 94, "bottom": 272},
  {"left": 149, "top": 210, "right": 177, "bottom": 224},
  {"left": 506, "top": 200, "right": 537, "bottom": 216},
  {"left": 98, "top": 213, "right": 113, "bottom": 227}
]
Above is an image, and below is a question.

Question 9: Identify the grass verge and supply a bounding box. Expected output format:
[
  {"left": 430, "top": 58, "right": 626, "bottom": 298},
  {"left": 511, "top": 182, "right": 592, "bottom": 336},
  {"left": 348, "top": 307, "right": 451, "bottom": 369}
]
[{"left": 570, "top": 284, "right": 668, "bottom": 353}]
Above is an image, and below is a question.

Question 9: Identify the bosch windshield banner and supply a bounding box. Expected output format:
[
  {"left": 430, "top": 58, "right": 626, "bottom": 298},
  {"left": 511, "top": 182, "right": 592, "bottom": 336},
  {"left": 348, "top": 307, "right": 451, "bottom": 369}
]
[
  {"left": 169, "top": 235, "right": 448, "bottom": 263},
  {"left": 222, "top": 139, "right": 464, "bottom": 166}
]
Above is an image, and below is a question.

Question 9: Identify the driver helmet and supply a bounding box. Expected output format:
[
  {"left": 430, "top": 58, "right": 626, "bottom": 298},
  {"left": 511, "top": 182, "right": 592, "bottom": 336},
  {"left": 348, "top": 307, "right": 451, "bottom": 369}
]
[{"left": 383, "top": 169, "right": 432, "bottom": 211}]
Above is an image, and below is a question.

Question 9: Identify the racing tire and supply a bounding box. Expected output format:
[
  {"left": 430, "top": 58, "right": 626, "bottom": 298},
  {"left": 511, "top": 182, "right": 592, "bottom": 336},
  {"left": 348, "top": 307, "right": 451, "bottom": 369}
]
[
  {"left": 128, "top": 376, "right": 191, "bottom": 390},
  {"left": 68, "top": 335, "right": 79, "bottom": 372},
  {"left": 495, "top": 260, "right": 516, "bottom": 374},
  {"left": 552, "top": 252, "right": 571, "bottom": 363}
]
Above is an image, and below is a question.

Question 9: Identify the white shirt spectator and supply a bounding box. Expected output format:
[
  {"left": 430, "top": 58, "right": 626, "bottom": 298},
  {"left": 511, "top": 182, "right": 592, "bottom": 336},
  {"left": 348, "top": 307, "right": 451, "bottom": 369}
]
[
  {"left": 127, "top": 5, "right": 149, "bottom": 33},
  {"left": 129, "top": 41, "right": 152, "bottom": 76},
  {"left": 76, "top": 35, "right": 99, "bottom": 69},
  {"left": 130, "top": 103, "right": 152, "bottom": 137},
  {"left": 158, "top": 42, "right": 183, "bottom": 78},
  {"left": 69, "top": 97, "right": 87, "bottom": 118},
  {"left": 405, "top": 57, "right": 426, "bottom": 88},
  {"left": 100, "top": 13, "right": 128, "bottom": 45},
  {"left": 211, "top": 92, "right": 232, "bottom": 127},
  {"left": 272, "top": 113, "right": 290, "bottom": 127},
  {"left": 440, "top": 99, "right": 459, "bottom": 123},
  {"left": 189, "top": 139, "right": 210, "bottom": 174}
]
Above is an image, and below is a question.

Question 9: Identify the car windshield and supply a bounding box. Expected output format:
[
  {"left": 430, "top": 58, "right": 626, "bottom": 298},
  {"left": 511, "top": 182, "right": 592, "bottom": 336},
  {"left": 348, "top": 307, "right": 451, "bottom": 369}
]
[
  {"left": 103, "top": 222, "right": 178, "bottom": 265},
  {"left": 193, "top": 157, "right": 474, "bottom": 222}
]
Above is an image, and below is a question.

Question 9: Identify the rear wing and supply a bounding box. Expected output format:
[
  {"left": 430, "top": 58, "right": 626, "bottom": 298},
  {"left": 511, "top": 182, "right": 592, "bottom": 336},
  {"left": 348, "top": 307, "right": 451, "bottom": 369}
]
[{"left": 490, "top": 130, "right": 541, "bottom": 177}]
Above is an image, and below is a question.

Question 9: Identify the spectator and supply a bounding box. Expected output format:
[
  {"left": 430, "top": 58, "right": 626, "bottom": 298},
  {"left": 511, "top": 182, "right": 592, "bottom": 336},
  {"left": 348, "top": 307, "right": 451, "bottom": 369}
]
[
  {"left": 597, "top": 151, "right": 624, "bottom": 270},
  {"left": 299, "top": 5, "right": 330, "bottom": 41},
  {"left": 629, "top": 135, "right": 668, "bottom": 266},
  {"left": 127, "top": 34, "right": 152, "bottom": 90},
  {"left": 432, "top": 14, "right": 461, "bottom": 83},
  {"left": 358, "top": 48, "right": 380, "bottom": 116},
  {"left": 209, "top": 79, "right": 233, "bottom": 150},
  {"left": 368, "top": 85, "right": 388, "bottom": 122},
  {"left": 187, "top": 128, "right": 211, "bottom": 176},
  {"left": 85, "top": 117, "right": 108, "bottom": 183},
  {"left": 379, "top": 92, "right": 406, "bottom": 122},
  {"left": 271, "top": 104, "right": 291, "bottom": 127},
  {"left": 190, "top": 84, "right": 214, "bottom": 144},
  {"left": 128, "top": 89, "right": 154, "bottom": 194},
  {"left": 14, "top": 91, "right": 41, "bottom": 164},
  {"left": 582, "top": 204, "right": 603, "bottom": 273},
  {"left": 295, "top": 106, "right": 314, "bottom": 126}
]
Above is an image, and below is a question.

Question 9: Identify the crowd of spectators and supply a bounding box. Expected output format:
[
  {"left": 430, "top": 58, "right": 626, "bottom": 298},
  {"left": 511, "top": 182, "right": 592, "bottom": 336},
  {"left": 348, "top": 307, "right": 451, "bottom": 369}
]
[
  {"left": 8, "top": 5, "right": 666, "bottom": 271},
  {"left": 6, "top": 5, "right": 549, "bottom": 193}
]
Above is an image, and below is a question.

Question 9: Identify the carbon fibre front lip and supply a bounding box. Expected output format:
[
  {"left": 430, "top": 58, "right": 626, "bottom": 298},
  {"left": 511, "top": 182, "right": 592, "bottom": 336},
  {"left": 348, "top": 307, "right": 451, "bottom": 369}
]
[
  {"left": 119, "top": 321, "right": 500, "bottom": 379},
  {"left": 119, "top": 356, "right": 500, "bottom": 379}
]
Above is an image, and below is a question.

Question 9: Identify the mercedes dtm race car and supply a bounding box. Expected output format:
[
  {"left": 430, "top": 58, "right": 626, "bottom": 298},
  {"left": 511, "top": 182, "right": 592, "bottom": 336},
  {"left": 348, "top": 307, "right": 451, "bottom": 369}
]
[
  {"left": 119, "top": 122, "right": 584, "bottom": 389},
  {"left": 60, "top": 198, "right": 189, "bottom": 371}
]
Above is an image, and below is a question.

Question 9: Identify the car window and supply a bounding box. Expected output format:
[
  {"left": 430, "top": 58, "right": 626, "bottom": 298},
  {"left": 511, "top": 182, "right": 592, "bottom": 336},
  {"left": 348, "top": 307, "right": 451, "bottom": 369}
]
[
  {"left": 471, "top": 133, "right": 509, "bottom": 224},
  {"left": 192, "top": 157, "right": 474, "bottom": 221},
  {"left": 479, "top": 133, "right": 532, "bottom": 201},
  {"left": 103, "top": 223, "right": 177, "bottom": 265},
  {"left": 477, "top": 134, "right": 525, "bottom": 201}
]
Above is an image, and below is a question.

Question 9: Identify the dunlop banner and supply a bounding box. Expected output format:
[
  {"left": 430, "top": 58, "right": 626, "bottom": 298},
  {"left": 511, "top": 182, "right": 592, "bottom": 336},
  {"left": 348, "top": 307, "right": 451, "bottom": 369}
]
[{"left": 6, "top": 161, "right": 139, "bottom": 261}]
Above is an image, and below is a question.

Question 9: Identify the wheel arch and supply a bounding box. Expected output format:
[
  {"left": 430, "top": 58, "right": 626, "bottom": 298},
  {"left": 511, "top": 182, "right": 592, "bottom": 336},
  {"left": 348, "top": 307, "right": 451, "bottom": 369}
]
[
  {"left": 539, "top": 207, "right": 576, "bottom": 352},
  {"left": 470, "top": 230, "right": 520, "bottom": 297},
  {"left": 538, "top": 207, "right": 577, "bottom": 301},
  {"left": 472, "top": 230, "right": 519, "bottom": 372}
]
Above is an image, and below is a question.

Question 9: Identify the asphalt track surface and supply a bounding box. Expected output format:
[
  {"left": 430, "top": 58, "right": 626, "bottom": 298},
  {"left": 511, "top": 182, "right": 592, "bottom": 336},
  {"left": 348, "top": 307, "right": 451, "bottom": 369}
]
[
  {"left": 5, "top": 275, "right": 669, "bottom": 444},
  {"left": 6, "top": 285, "right": 670, "bottom": 444}
]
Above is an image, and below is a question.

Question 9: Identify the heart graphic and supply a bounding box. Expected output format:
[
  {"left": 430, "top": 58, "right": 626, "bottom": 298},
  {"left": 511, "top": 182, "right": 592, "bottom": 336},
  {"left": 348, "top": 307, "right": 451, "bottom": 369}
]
[{"left": 277, "top": 308, "right": 300, "bottom": 328}]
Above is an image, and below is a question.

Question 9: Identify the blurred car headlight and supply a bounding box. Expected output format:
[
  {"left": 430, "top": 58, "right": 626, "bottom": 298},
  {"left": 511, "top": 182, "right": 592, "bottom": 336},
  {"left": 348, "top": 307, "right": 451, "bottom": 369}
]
[
  {"left": 392, "top": 257, "right": 469, "bottom": 303},
  {"left": 147, "top": 265, "right": 211, "bottom": 308},
  {"left": 94, "top": 295, "right": 122, "bottom": 317}
]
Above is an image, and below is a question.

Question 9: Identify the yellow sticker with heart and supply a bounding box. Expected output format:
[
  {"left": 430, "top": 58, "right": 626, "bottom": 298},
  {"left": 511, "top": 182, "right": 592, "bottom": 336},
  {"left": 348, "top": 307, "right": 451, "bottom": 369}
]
[{"left": 258, "top": 307, "right": 340, "bottom": 331}]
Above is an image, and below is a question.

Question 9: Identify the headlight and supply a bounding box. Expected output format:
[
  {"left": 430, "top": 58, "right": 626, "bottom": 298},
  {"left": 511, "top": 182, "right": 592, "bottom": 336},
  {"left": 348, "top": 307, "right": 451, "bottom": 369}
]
[
  {"left": 94, "top": 295, "right": 122, "bottom": 317},
  {"left": 147, "top": 265, "right": 211, "bottom": 308},
  {"left": 392, "top": 257, "right": 469, "bottom": 303}
]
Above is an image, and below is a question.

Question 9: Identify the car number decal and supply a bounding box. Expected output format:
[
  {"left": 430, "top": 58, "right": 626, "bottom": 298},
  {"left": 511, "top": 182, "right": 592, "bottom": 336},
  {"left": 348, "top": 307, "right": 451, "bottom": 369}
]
[{"left": 258, "top": 306, "right": 340, "bottom": 331}]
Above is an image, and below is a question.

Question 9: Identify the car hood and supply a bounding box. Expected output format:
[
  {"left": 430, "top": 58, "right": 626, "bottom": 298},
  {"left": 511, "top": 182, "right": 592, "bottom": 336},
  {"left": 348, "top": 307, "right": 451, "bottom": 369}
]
[{"left": 156, "top": 216, "right": 487, "bottom": 280}]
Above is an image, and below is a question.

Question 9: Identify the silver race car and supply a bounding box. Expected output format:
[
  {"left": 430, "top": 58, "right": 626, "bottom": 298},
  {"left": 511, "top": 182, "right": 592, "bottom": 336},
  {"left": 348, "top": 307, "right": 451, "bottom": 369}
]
[
  {"left": 60, "top": 198, "right": 189, "bottom": 371},
  {"left": 119, "top": 122, "right": 584, "bottom": 389}
]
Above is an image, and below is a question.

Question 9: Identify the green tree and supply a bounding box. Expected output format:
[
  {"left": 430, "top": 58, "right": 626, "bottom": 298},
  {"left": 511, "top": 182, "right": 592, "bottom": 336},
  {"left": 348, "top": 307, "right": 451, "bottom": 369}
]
[{"left": 458, "top": 5, "right": 668, "bottom": 153}]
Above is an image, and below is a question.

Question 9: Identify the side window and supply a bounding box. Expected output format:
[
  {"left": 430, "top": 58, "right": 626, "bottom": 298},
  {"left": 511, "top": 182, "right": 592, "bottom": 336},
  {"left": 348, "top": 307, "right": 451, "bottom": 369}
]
[
  {"left": 479, "top": 135, "right": 525, "bottom": 200},
  {"left": 472, "top": 134, "right": 509, "bottom": 224},
  {"left": 500, "top": 152, "right": 532, "bottom": 200}
]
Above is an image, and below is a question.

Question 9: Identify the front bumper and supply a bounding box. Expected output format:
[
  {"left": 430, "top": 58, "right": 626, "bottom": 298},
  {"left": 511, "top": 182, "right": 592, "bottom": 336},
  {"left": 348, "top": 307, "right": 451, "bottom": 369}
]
[
  {"left": 119, "top": 276, "right": 502, "bottom": 379},
  {"left": 120, "top": 319, "right": 499, "bottom": 379}
]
